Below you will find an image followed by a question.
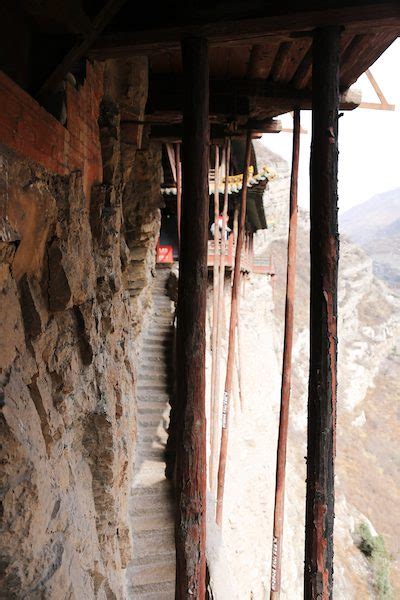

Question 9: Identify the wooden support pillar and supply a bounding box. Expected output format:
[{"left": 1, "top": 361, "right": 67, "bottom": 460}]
[
  {"left": 175, "top": 36, "right": 209, "bottom": 599},
  {"left": 210, "top": 146, "right": 221, "bottom": 488},
  {"left": 216, "top": 130, "right": 252, "bottom": 526},
  {"left": 270, "top": 108, "right": 300, "bottom": 599},
  {"left": 175, "top": 143, "right": 182, "bottom": 243},
  {"left": 304, "top": 27, "right": 340, "bottom": 600},
  {"left": 210, "top": 139, "right": 231, "bottom": 491},
  {"left": 231, "top": 204, "right": 239, "bottom": 277}
]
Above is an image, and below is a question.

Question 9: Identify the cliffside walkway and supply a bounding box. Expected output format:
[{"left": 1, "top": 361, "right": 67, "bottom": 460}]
[{"left": 127, "top": 266, "right": 176, "bottom": 598}]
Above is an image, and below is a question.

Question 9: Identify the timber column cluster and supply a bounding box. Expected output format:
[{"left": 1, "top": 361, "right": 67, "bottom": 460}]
[
  {"left": 175, "top": 37, "right": 209, "bottom": 599},
  {"left": 305, "top": 26, "right": 340, "bottom": 599}
]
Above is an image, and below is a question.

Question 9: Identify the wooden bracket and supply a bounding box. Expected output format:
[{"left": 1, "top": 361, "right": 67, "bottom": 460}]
[{"left": 359, "top": 68, "right": 396, "bottom": 111}]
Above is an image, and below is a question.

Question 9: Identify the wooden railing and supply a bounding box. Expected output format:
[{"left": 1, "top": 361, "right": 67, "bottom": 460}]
[{"left": 207, "top": 238, "right": 274, "bottom": 275}]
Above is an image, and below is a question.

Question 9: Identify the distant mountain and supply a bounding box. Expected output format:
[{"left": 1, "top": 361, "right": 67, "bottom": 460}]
[{"left": 341, "top": 187, "right": 400, "bottom": 287}]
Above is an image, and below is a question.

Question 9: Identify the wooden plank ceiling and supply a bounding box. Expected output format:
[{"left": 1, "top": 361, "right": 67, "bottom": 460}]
[
  {"left": 1, "top": 0, "right": 398, "bottom": 131},
  {"left": 89, "top": 1, "right": 399, "bottom": 125}
]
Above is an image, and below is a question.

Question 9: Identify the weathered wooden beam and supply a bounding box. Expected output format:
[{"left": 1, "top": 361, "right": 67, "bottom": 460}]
[
  {"left": 147, "top": 76, "right": 361, "bottom": 118},
  {"left": 37, "top": 0, "right": 128, "bottom": 98},
  {"left": 292, "top": 48, "right": 312, "bottom": 89},
  {"left": 359, "top": 100, "right": 396, "bottom": 111},
  {"left": 210, "top": 145, "right": 221, "bottom": 491},
  {"left": 271, "top": 38, "right": 311, "bottom": 84},
  {"left": 175, "top": 36, "right": 209, "bottom": 600},
  {"left": 270, "top": 108, "right": 300, "bottom": 599},
  {"left": 175, "top": 143, "right": 182, "bottom": 242},
  {"left": 340, "top": 31, "right": 397, "bottom": 88},
  {"left": 248, "top": 88, "right": 360, "bottom": 118},
  {"left": 304, "top": 26, "right": 340, "bottom": 600},
  {"left": 89, "top": 3, "right": 400, "bottom": 59},
  {"left": 216, "top": 130, "right": 252, "bottom": 527},
  {"left": 247, "top": 43, "right": 280, "bottom": 79},
  {"left": 210, "top": 139, "right": 231, "bottom": 492},
  {"left": 149, "top": 120, "right": 281, "bottom": 141}
]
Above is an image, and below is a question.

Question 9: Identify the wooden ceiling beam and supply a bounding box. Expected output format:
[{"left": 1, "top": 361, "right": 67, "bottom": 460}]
[
  {"left": 89, "top": 3, "right": 399, "bottom": 59},
  {"left": 36, "top": 0, "right": 129, "bottom": 98},
  {"left": 340, "top": 31, "right": 397, "bottom": 88},
  {"left": 246, "top": 43, "right": 279, "bottom": 79},
  {"left": 271, "top": 38, "right": 312, "bottom": 83},
  {"left": 150, "top": 119, "right": 282, "bottom": 144},
  {"left": 292, "top": 48, "right": 312, "bottom": 89},
  {"left": 149, "top": 119, "right": 282, "bottom": 142},
  {"left": 147, "top": 78, "right": 361, "bottom": 120}
]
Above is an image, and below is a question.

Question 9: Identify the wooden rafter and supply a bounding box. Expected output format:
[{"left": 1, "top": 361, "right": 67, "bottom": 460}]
[
  {"left": 147, "top": 76, "right": 361, "bottom": 121},
  {"left": 359, "top": 68, "right": 396, "bottom": 111},
  {"left": 89, "top": 3, "right": 400, "bottom": 59},
  {"left": 37, "top": 0, "right": 128, "bottom": 98}
]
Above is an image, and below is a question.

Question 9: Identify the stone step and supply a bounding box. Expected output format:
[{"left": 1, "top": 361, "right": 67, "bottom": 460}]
[
  {"left": 133, "top": 478, "right": 172, "bottom": 495},
  {"left": 138, "top": 373, "right": 171, "bottom": 384},
  {"left": 137, "top": 361, "right": 171, "bottom": 370},
  {"left": 143, "top": 340, "right": 173, "bottom": 349},
  {"left": 137, "top": 391, "right": 170, "bottom": 401},
  {"left": 138, "top": 375, "right": 169, "bottom": 386},
  {"left": 148, "top": 322, "right": 174, "bottom": 330},
  {"left": 142, "top": 346, "right": 172, "bottom": 354},
  {"left": 136, "top": 437, "right": 167, "bottom": 450},
  {"left": 139, "top": 364, "right": 170, "bottom": 375},
  {"left": 148, "top": 312, "right": 172, "bottom": 319},
  {"left": 153, "top": 279, "right": 168, "bottom": 286},
  {"left": 132, "top": 513, "right": 175, "bottom": 534},
  {"left": 137, "top": 400, "right": 170, "bottom": 413},
  {"left": 128, "top": 278, "right": 176, "bottom": 599},
  {"left": 137, "top": 384, "right": 170, "bottom": 393},
  {"left": 153, "top": 293, "right": 172, "bottom": 300},
  {"left": 144, "top": 334, "right": 173, "bottom": 343},
  {"left": 129, "top": 552, "right": 175, "bottom": 572},
  {"left": 136, "top": 439, "right": 167, "bottom": 451},
  {"left": 128, "top": 562, "right": 175, "bottom": 587},
  {"left": 130, "top": 503, "right": 171, "bottom": 518},
  {"left": 140, "top": 356, "right": 173, "bottom": 366},
  {"left": 130, "top": 491, "right": 172, "bottom": 514},
  {"left": 138, "top": 414, "right": 169, "bottom": 428},
  {"left": 139, "top": 351, "right": 171, "bottom": 360},
  {"left": 145, "top": 328, "right": 173, "bottom": 336},
  {"left": 153, "top": 302, "right": 172, "bottom": 310},
  {"left": 128, "top": 580, "right": 175, "bottom": 597},
  {"left": 140, "top": 352, "right": 172, "bottom": 360},
  {"left": 132, "top": 524, "right": 174, "bottom": 548}
]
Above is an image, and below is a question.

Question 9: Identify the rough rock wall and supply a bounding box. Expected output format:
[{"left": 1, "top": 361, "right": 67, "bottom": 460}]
[
  {"left": 0, "top": 60, "right": 162, "bottom": 599},
  {"left": 123, "top": 142, "right": 162, "bottom": 329}
]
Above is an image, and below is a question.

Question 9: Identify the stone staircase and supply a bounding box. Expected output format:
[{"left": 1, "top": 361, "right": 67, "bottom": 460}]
[{"left": 127, "top": 266, "right": 176, "bottom": 599}]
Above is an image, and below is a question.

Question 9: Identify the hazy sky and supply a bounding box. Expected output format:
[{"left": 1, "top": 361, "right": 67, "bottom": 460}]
[{"left": 261, "top": 38, "right": 400, "bottom": 212}]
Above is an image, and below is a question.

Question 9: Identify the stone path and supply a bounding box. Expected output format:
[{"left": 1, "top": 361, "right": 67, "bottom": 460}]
[{"left": 127, "top": 266, "right": 176, "bottom": 599}]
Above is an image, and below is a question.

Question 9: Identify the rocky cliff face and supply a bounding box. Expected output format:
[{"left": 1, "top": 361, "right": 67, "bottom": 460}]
[
  {"left": 0, "top": 61, "right": 161, "bottom": 599},
  {"left": 206, "top": 148, "right": 400, "bottom": 598},
  {"left": 341, "top": 187, "right": 400, "bottom": 288}
]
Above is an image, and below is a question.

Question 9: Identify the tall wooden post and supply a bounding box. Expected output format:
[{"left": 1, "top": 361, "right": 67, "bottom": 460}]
[
  {"left": 270, "top": 108, "right": 301, "bottom": 599},
  {"left": 175, "top": 143, "right": 182, "bottom": 243},
  {"left": 175, "top": 36, "right": 209, "bottom": 599},
  {"left": 304, "top": 27, "right": 340, "bottom": 600},
  {"left": 210, "top": 145, "right": 221, "bottom": 488},
  {"left": 216, "top": 130, "right": 252, "bottom": 526},
  {"left": 210, "top": 140, "right": 231, "bottom": 491}
]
